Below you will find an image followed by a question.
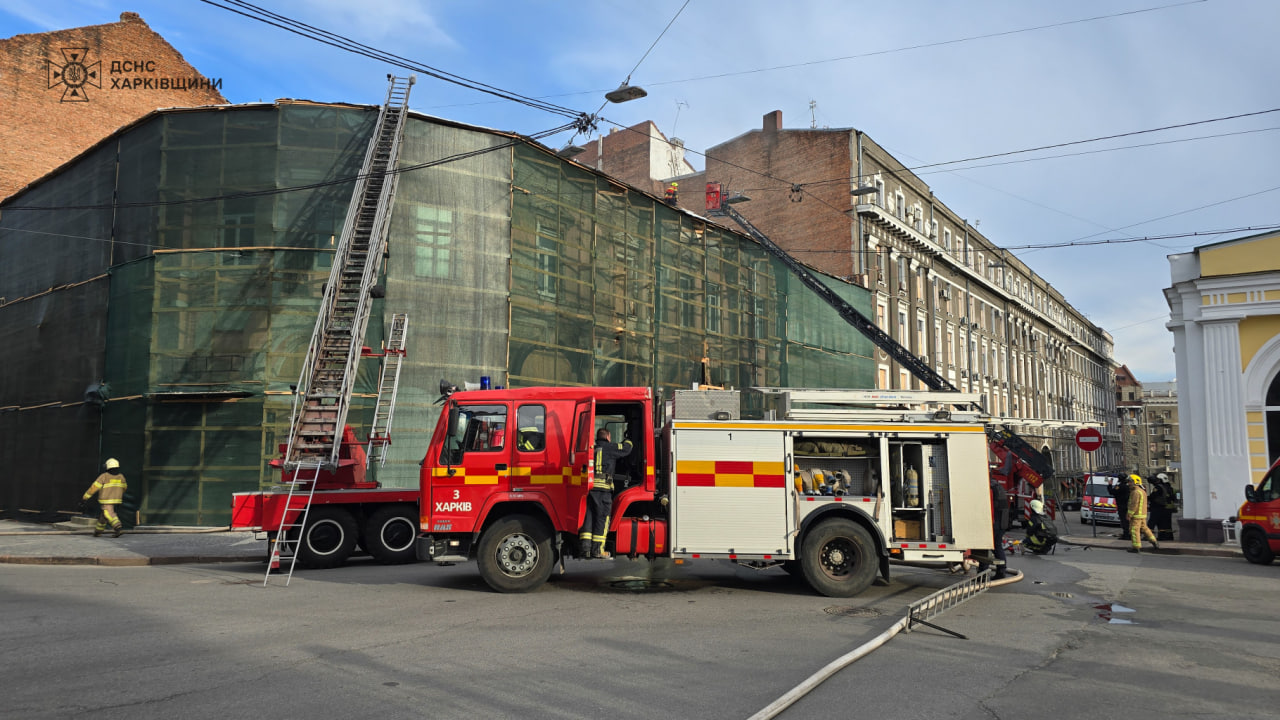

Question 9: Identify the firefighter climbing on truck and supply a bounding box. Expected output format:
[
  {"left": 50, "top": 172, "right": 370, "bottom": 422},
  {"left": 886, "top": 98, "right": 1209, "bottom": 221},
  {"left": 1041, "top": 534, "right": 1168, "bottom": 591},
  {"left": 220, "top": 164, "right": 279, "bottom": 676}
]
[{"left": 581, "top": 427, "right": 633, "bottom": 559}]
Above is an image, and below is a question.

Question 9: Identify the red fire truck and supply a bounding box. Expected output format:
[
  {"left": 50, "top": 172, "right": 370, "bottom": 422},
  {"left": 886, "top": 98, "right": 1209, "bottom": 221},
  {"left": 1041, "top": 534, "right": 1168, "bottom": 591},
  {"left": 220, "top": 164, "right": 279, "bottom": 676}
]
[
  {"left": 417, "top": 385, "right": 994, "bottom": 597},
  {"left": 233, "top": 385, "right": 996, "bottom": 597}
]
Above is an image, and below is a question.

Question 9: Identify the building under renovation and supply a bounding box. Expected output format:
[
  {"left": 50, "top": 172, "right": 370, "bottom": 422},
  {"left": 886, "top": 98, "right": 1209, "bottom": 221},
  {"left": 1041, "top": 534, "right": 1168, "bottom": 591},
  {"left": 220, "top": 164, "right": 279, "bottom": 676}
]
[{"left": 0, "top": 94, "right": 878, "bottom": 526}]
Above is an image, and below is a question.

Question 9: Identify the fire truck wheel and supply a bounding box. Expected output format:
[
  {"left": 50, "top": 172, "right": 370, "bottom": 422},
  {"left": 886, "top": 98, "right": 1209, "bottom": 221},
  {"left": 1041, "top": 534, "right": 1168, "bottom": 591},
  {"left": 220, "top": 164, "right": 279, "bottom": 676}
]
[
  {"left": 1241, "top": 527, "right": 1275, "bottom": 565},
  {"left": 296, "top": 507, "right": 358, "bottom": 569},
  {"left": 477, "top": 514, "right": 554, "bottom": 593},
  {"left": 801, "top": 518, "right": 877, "bottom": 598},
  {"left": 364, "top": 506, "right": 418, "bottom": 564}
]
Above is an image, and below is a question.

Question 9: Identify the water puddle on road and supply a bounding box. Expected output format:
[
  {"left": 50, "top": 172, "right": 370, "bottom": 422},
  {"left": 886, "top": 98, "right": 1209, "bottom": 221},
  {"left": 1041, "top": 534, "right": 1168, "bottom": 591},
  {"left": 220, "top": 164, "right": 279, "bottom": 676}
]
[{"left": 1093, "top": 602, "right": 1138, "bottom": 624}]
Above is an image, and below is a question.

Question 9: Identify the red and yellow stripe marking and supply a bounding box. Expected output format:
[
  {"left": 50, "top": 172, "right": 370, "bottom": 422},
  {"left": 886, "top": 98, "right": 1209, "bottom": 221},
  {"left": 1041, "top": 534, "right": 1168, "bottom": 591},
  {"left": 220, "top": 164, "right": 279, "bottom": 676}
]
[
  {"left": 433, "top": 466, "right": 656, "bottom": 487},
  {"left": 677, "top": 460, "right": 786, "bottom": 488}
]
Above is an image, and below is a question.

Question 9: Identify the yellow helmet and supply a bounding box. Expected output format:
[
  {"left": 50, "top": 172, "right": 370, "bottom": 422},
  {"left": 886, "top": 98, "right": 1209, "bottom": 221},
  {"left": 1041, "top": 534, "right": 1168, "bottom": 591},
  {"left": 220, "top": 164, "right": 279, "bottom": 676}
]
[
  {"left": 1129, "top": 474, "right": 1143, "bottom": 486},
  {"left": 105, "top": 458, "right": 120, "bottom": 470},
  {"left": 670, "top": 182, "right": 678, "bottom": 187}
]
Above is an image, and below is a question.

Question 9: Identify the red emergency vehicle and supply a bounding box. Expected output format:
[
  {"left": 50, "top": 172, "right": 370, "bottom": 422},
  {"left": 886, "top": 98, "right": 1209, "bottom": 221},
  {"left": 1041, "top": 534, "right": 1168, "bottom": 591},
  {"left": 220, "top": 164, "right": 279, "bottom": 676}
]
[{"left": 1236, "top": 455, "right": 1280, "bottom": 565}]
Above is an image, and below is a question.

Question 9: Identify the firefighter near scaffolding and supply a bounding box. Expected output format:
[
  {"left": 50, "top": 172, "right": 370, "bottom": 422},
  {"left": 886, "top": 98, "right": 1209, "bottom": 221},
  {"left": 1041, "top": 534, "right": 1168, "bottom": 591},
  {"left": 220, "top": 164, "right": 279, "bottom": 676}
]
[
  {"left": 80, "top": 458, "right": 127, "bottom": 537},
  {"left": 579, "top": 428, "right": 633, "bottom": 559},
  {"left": 1125, "top": 474, "right": 1160, "bottom": 554}
]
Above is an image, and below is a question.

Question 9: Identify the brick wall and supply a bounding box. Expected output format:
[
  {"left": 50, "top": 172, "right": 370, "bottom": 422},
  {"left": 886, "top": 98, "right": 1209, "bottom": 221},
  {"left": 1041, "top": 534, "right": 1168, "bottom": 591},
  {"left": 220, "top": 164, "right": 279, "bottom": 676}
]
[
  {"left": 573, "top": 121, "right": 693, "bottom": 198},
  {"left": 0, "top": 12, "right": 227, "bottom": 199},
  {"left": 697, "top": 111, "right": 857, "bottom": 279}
]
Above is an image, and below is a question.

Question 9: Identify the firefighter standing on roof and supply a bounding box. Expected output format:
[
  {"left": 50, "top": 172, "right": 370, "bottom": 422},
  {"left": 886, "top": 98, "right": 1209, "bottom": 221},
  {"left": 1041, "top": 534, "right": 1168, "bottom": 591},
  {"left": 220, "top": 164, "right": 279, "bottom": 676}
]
[
  {"left": 580, "top": 427, "right": 632, "bottom": 559},
  {"left": 1125, "top": 474, "right": 1160, "bottom": 554},
  {"left": 81, "top": 458, "right": 127, "bottom": 537}
]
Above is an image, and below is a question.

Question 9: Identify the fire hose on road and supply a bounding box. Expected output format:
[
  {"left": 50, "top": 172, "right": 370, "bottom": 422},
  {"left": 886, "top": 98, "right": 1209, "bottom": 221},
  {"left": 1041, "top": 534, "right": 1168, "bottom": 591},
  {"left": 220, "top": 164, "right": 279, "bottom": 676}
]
[{"left": 748, "top": 568, "right": 1023, "bottom": 720}]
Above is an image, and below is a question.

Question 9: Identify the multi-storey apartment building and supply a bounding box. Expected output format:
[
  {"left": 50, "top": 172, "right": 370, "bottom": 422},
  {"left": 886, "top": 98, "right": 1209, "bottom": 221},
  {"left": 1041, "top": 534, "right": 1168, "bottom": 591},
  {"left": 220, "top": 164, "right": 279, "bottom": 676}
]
[
  {"left": 1143, "top": 382, "right": 1181, "bottom": 490},
  {"left": 620, "top": 110, "right": 1124, "bottom": 482}
]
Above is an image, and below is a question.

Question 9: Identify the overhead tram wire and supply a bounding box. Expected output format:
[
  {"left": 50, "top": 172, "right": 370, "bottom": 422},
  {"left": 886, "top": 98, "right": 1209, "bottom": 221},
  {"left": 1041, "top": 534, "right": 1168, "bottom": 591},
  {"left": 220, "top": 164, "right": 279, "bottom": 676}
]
[
  {"left": 199, "top": 0, "right": 584, "bottom": 120},
  {"left": 791, "top": 107, "right": 1280, "bottom": 192},
  {"left": 565, "top": 0, "right": 691, "bottom": 152},
  {"left": 424, "top": 0, "right": 1208, "bottom": 112},
  {"left": 202, "top": 0, "right": 1236, "bottom": 255}
]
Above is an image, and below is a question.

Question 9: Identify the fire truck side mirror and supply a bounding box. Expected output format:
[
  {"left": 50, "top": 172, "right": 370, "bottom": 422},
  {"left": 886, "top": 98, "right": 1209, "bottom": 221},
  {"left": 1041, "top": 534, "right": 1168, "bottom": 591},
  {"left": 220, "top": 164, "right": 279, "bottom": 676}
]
[{"left": 1244, "top": 484, "right": 1256, "bottom": 503}]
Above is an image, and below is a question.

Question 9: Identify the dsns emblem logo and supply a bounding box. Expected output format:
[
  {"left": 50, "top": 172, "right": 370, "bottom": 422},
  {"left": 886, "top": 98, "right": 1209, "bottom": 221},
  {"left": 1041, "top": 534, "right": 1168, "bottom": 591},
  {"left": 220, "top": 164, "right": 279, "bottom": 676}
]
[{"left": 48, "top": 47, "right": 101, "bottom": 102}]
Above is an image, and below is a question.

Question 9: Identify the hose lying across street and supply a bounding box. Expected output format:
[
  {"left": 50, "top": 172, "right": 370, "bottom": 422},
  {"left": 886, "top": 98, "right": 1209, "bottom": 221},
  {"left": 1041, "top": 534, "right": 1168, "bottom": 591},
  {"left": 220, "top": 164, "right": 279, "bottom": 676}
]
[{"left": 748, "top": 569, "right": 1023, "bottom": 720}]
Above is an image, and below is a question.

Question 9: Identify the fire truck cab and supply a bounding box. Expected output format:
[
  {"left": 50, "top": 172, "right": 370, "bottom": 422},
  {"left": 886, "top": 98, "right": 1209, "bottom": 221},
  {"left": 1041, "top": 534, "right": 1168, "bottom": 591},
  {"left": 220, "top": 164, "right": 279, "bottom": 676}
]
[{"left": 417, "top": 386, "right": 996, "bottom": 598}]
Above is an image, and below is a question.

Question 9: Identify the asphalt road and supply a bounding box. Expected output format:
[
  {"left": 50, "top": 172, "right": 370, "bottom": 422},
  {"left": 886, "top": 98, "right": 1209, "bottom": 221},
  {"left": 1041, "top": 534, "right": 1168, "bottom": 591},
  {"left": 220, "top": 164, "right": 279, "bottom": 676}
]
[{"left": 1, "top": 547, "right": 1275, "bottom": 719}]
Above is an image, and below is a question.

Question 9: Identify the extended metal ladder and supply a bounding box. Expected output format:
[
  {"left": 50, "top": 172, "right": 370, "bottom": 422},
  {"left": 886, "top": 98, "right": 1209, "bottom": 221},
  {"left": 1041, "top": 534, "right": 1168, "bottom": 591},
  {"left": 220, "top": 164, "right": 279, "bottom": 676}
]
[
  {"left": 366, "top": 313, "right": 409, "bottom": 467},
  {"left": 283, "top": 75, "right": 415, "bottom": 472},
  {"left": 263, "top": 463, "right": 323, "bottom": 587}
]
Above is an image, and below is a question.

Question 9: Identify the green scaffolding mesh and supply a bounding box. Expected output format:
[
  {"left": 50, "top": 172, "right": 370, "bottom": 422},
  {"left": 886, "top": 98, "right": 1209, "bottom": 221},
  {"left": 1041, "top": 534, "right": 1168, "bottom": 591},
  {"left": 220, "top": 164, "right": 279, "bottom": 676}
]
[{"left": 2, "top": 102, "right": 876, "bottom": 524}]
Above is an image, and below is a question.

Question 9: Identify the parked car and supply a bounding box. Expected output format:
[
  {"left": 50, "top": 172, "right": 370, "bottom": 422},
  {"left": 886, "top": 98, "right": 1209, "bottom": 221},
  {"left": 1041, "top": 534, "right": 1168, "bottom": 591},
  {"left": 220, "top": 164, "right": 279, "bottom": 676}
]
[{"left": 1080, "top": 475, "right": 1122, "bottom": 525}]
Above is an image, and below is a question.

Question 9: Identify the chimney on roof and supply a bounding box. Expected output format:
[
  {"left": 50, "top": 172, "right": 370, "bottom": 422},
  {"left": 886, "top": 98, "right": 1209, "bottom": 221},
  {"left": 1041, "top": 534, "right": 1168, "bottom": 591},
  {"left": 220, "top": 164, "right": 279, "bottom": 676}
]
[{"left": 763, "top": 110, "right": 782, "bottom": 134}]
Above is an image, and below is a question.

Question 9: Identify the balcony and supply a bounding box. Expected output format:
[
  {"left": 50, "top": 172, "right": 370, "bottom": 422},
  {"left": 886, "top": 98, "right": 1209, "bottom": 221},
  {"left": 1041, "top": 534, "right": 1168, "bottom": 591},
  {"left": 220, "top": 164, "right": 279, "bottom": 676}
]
[{"left": 855, "top": 199, "right": 938, "bottom": 256}]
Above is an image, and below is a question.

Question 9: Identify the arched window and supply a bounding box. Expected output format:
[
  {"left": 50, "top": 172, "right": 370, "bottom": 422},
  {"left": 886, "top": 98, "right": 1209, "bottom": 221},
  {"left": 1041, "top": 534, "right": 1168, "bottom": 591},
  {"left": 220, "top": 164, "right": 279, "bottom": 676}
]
[{"left": 1266, "top": 372, "right": 1280, "bottom": 465}]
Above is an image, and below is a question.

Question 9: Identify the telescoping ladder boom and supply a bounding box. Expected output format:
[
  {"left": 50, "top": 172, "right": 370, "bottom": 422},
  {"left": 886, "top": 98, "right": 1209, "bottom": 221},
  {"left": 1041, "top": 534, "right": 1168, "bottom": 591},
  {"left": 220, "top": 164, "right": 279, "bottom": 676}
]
[
  {"left": 283, "top": 75, "right": 415, "bottom": 472},
  {"left": 706, "top": 185, "right": 1054, "bottom": 478}
]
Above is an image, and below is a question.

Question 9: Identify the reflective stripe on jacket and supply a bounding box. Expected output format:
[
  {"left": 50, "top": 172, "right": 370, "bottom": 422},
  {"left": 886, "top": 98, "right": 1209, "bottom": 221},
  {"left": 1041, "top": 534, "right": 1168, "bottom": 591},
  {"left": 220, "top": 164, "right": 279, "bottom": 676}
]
[
  {"left": 84, "top": 472, "right": 127, "bottom": 504},
  {"left": 1127, "top": 485, "right": 1148, "bottom": 519}
]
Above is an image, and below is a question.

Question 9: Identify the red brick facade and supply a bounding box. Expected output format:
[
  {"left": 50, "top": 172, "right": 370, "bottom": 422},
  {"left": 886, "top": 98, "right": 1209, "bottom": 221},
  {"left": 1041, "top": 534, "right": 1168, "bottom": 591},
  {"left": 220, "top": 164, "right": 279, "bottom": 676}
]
[
  {"left": 572, "top": 121, "right": 694, "bottom": 198},
  {"left": 0, "top": 12, "right": 226, "bottom": 199}
]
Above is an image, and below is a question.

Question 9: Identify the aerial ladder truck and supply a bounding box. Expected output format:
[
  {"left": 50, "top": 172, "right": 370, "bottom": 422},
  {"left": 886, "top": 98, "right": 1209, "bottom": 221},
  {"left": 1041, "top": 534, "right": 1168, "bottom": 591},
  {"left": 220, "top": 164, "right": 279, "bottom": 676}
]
[{"left": 231, "top": 76, "right": 418, "bottom": 584}]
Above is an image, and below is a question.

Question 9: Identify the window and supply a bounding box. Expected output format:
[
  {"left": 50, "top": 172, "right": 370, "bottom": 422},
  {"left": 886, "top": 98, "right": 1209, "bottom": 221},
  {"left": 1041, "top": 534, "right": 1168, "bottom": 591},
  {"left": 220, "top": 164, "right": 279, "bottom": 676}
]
[
  {"left": 897, "top": 310, "right": 909, "bottom": 347},
  {"left": 440, "top": 404, "right": 508, "bottom": 463},
  {"left": 895, "top": 191, "right": 906, "bottom": 219},
  {"left": 516, "top": 405, "right": 546, "bottom": 452},
  {"left": 942, "top": 228, "right": 952, "bottom": 251},
  {"left": 415, "top": 206, "right": 454, "bottom": 279}
]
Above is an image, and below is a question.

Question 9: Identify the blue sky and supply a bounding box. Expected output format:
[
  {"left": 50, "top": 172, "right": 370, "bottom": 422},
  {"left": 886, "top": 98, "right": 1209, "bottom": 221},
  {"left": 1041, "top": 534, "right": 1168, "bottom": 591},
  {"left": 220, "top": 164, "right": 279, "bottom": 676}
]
[{"left": 5, "top": 0, "right": 1278, "bottom": 383}]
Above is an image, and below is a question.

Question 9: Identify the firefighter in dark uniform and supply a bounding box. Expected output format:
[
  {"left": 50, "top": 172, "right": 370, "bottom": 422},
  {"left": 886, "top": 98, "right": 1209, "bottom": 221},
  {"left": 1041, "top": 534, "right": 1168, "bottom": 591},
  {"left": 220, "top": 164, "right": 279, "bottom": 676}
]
[{"left": 579, "top": 427, "right": 633, "bottom": 559}]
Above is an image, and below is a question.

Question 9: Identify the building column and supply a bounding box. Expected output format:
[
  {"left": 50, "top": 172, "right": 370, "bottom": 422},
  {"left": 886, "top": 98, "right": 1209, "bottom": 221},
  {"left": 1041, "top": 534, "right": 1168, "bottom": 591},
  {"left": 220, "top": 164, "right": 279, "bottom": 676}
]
[{"left": 1201, "top": 319, "right": 1251, "bottom": 520}]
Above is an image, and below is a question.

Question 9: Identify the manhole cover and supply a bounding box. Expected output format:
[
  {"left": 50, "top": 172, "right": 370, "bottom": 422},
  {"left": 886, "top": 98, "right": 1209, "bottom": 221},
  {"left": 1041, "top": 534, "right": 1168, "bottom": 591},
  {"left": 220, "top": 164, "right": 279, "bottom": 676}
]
[
  {"left": 824, "top": 606, "right": 883, "bottom": 618},
  {"left": 608, "top": 579, "right": 676, "bottom": 592}
]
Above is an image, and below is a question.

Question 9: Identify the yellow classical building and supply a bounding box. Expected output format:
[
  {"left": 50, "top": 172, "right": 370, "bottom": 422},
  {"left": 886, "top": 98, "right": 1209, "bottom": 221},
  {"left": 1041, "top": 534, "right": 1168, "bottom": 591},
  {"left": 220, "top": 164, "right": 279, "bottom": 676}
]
[{"left": 1166, "top": 231, "right": 1280, "bottom": 539}]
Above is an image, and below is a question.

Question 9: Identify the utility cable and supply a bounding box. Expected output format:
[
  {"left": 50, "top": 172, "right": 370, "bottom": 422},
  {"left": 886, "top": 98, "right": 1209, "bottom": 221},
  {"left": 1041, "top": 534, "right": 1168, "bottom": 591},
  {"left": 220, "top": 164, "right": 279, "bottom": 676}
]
[
  {"left": 426, "top": 0, "right": 1208, "bottom": 111},
  {"left": 199, "top": 0, "right": 584, "bottom": 120}
]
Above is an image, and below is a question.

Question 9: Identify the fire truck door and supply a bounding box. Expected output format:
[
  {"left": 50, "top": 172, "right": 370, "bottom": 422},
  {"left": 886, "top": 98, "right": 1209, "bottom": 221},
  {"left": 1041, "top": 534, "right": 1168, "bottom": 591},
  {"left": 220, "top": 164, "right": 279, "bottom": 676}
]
[
  {"left": 569, "top": 399, "right": 596, "bottom": 528},
  {"left": 430, "top": 402, "right": 512, "bottom": 532}
]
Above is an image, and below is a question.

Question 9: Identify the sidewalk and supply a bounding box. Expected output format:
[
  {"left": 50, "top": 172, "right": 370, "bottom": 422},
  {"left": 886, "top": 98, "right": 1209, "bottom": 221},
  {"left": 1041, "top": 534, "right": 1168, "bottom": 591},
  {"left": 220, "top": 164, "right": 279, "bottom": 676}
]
[
  {"left": 0, "top": 517, "right": 1244, "bottom": 566},
  {"left": 0, "top": 517, "right": 265, "bottom": 566},
  {"left": 1010, "top": 522, "right": 1243, "bottom": 559}
]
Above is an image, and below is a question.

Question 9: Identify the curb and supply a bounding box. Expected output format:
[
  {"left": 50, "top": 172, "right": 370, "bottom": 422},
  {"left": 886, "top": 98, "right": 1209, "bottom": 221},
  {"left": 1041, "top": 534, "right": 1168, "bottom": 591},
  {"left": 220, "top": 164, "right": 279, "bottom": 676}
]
[{"left": 0, "top": 554, "right": 261, "bottom": 566}]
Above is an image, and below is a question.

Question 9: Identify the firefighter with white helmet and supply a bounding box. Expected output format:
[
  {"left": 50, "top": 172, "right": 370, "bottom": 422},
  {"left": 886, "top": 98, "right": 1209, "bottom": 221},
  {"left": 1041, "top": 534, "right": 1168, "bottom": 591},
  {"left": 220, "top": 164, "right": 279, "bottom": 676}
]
[
  {"left": 81, "top": 458, "right": 128, "bottom": 537},
  {"left": 1125, "top": 474, "right": 1159, "bottom": 554},
  {"left": 1024, "top": 499, "right": 1057, "bottom": 554}
]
